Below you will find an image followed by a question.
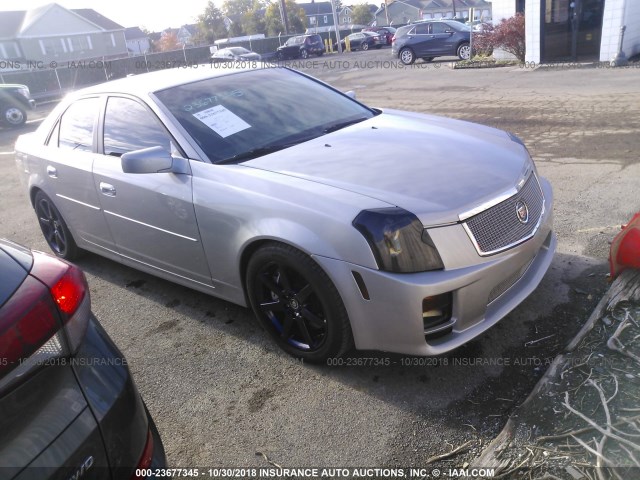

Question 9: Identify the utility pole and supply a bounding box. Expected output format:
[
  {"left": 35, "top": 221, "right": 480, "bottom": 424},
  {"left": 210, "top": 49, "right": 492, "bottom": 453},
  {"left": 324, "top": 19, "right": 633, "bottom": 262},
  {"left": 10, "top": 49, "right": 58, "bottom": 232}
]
[
  {"left": 452, "top": 0, "right": 456, "bottom": 18},
  {"left": 385, "top": 0, "right": 390, "bottom": 25},
  {"left": 331, "top": 0, "right": 343, "bottom": 53},
  {"left": 279, "top": 0, "right": 290, "bottom": 34}
]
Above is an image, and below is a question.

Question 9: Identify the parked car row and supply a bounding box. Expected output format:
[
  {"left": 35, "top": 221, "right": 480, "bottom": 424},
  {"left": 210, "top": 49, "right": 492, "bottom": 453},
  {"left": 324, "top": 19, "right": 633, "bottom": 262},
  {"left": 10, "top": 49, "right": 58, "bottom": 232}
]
[{"left": 206, "top": 20, "right": 471, "bottom": 65}]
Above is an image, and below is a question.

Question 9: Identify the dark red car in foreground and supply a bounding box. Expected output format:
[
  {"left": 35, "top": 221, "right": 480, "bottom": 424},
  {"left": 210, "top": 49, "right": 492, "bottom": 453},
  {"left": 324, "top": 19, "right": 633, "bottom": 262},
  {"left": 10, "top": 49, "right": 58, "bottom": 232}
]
[{"left": 0, "top": 239, "right": 166, "bottom": 479}]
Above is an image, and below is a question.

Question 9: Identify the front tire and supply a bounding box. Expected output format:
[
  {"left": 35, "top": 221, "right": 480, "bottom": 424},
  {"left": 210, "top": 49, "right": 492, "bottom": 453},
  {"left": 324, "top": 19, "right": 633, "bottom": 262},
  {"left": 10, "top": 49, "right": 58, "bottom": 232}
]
[
  {"left": 457, "top": 42, "right": 471, "bottom": 60},
  {"left": 34, "top": 191, "right": 81, "bottom": 260},
  {"left": 399, "top": 47, "right": 416, "bottom": 65},
  {"left": 246, "top": 242, "right": 353, "bottom": 363},
  {"left": 2, "top": 105, "right": 27, "bottom": 127}
]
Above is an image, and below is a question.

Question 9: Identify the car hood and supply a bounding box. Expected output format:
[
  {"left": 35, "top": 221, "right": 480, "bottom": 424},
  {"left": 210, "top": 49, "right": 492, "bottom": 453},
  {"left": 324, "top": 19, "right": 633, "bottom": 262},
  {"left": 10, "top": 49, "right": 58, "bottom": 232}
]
[{"left": 244, "top": 109, "right": 530, "bottom": 226}]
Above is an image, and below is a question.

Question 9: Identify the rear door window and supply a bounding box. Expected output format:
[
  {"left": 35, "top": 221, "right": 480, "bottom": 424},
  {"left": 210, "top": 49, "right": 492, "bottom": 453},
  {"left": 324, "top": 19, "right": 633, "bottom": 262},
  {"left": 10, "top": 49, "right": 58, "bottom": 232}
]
[{"left": 58, "top": 98, "right": 100, "bottom": 152}]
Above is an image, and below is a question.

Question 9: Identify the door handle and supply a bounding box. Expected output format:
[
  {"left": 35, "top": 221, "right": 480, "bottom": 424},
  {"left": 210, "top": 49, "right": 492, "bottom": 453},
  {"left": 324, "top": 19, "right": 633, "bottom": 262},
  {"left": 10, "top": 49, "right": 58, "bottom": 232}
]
[
  {"left": 46, "top": 166, "right": 58, "bottom": 178},
  {"left": 99, "top": 182, "right": 116, "bottom": 197}
]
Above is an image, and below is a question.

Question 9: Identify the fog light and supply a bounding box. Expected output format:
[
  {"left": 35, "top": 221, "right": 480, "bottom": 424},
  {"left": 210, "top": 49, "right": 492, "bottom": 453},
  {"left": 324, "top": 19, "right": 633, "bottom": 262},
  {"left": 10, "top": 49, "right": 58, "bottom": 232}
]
[{"left": 422, "top": 293, "right": 452, "bottom": 330}]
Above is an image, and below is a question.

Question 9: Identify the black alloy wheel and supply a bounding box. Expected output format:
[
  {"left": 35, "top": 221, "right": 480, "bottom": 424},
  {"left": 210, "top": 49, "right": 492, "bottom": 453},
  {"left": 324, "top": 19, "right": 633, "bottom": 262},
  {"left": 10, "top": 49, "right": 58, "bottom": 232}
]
[
  {"left": 247, "top": 243, "right": 353, "bottom": 362},
  {"left": 34, "top": 191, "right": 80, "bottom": 260}
]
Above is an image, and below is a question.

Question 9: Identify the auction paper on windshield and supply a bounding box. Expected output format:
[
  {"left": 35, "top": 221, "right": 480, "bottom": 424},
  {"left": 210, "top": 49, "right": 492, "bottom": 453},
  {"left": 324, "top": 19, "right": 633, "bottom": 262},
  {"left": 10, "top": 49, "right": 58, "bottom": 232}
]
[{"left": 193, "top": 105, "right": 251, "bottom": 138}]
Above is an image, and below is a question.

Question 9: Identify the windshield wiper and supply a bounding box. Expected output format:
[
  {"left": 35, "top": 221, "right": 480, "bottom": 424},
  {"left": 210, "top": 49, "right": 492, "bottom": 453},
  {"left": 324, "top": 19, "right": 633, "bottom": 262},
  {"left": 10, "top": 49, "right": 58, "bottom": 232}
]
[
  {"left": 217, "top": 143, "right": 295, "bottom": 164},
  {"left": 322, "top": 117, "right": 369, "bottom": 134}
]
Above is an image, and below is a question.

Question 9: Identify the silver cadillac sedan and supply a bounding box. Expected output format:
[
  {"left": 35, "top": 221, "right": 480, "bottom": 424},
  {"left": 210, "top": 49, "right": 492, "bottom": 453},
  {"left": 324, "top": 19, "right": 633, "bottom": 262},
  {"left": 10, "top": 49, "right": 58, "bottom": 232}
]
[{"left": 15, "top": 66, "right": 556, "bottom": 362}]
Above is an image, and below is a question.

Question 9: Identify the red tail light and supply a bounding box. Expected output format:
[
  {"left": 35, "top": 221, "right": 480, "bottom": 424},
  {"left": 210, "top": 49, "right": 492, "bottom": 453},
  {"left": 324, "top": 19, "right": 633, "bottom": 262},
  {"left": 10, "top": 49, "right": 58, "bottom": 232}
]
[
  {"left": 0, "top": 252, "right": 89, "bottom": 389},
  {"left": 132, "top": 429, "right": 154, "bottom": 479}
]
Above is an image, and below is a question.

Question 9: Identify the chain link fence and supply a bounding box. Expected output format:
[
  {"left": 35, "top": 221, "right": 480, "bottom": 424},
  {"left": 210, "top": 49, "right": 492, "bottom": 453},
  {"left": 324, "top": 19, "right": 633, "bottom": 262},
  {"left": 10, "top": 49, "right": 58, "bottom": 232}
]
[{"left": 0, "top": 29, "right": 368, "bottom": 102}]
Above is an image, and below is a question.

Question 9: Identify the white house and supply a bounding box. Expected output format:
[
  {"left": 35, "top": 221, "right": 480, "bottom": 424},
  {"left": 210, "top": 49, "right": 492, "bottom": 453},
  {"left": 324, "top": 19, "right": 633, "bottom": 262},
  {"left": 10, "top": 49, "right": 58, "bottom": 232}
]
[
  {"left": 124, "top": 27, "right": 150, "bottom": 55},
  {"left": 490, "top": 0, "right": 639, "bottom": 64}
]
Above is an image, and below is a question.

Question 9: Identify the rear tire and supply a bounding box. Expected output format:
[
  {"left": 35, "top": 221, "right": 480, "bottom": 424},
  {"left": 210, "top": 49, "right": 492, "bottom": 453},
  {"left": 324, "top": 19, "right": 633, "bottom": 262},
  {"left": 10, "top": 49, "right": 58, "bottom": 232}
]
[
  {"left": 399, "top": 47, "right": 416, "bottom": 65},
  {"left": 34, "top": 191, "right": 81, "bottom": 260},
  {"left": 246, "top": 242, "right": 353, "bottom": 363},
  {"left": 300, "top": 48, "right": 309, "bottom": 59},
  {"left": 362, "top": 42, "right": 369, "bottom": 51},
  {"left": 457, "top": 42, "right": 471, "bottom": 60}
]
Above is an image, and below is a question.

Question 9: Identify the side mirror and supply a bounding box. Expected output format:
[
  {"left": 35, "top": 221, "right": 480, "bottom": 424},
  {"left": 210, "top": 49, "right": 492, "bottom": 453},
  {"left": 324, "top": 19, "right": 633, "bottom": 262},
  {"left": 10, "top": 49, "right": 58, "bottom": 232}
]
[
  {"left": 345, "top": 90, "right": 356, "bottom": 99},
  {"left": 121, "top": 146, "right": 190, "bottom": 175}
]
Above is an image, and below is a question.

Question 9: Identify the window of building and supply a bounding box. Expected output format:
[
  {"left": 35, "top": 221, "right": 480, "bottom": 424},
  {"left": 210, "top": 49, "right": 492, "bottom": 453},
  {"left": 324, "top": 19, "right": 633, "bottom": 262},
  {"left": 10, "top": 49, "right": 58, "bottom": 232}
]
[
  {"left": 0, "top": 42, "right": 20, "bottom": 59},
  {"left": 324, "top": 15, "right": 328, "bottom": 24},
  {"left": 39, "top": 38, "right": 67, "bottom": 55},
  {"left": 310, "top": 16, "right": 316, "bottom": 24},
  {"left": 516, "top": 0, "right": 525, "bottom": 13},
  {"left": 67, "top": 35, "right": 90, "bottom": 52}
]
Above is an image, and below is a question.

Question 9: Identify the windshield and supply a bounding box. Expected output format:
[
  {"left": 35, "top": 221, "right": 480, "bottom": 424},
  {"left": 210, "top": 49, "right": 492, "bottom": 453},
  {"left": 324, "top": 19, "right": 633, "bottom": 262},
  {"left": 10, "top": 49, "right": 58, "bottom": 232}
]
[
  {"left": 229, "top": 47, "right": 251, "bottom": 54},
  {"left": 154, "top": 68, "right": 376, "bottom": 164},
  {"left": 285, "top": 36, "right": 305, "bottom": 46}
]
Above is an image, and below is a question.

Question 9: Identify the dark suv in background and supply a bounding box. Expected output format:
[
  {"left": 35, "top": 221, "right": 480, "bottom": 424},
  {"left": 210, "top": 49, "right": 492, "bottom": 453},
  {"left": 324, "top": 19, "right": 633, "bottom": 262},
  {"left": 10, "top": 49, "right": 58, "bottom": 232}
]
[
  {"left": 392, "top": 20, "right": 471, "bottom": 64},
  {"left": 276, "top": 34, "right": 324, "bottom": 59},
  {"left": 0, "top": 239, "right": 166, "bottom": 478},
  {"left": 0, "top": 84, "right": 36, "bottom": 128}
]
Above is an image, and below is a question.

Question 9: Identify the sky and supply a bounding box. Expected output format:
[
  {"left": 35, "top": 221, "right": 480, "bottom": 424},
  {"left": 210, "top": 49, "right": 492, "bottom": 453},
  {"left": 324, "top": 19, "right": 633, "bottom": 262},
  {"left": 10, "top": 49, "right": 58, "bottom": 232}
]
[
  {"left": 0, "top": 0, "right": 369, "bottom": 32},
  {"left": 1, "top": 0, "right": 212, "bottom": 31}
]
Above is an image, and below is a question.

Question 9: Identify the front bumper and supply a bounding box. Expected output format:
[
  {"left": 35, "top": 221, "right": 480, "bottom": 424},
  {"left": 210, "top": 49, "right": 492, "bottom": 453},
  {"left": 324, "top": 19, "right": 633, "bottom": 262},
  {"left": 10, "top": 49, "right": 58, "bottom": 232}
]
[{"left": 314, "top": 178, "right": 556, "bottom": 356}]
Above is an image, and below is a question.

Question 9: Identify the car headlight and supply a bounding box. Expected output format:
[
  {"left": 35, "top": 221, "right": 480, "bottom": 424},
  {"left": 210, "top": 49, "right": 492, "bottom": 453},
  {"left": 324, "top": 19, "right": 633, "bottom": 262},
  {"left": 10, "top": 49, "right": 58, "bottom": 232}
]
[
  {"left": 508, "top": 131, "right": 538, "bottom": 178},
  {"left": 353, "top": 207, "right": 444, "bottom": 273}
]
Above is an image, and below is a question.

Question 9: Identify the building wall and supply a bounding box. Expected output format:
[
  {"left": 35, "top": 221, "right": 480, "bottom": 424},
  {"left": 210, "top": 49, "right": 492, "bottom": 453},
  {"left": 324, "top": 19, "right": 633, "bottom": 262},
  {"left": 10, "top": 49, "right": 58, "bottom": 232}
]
[
  {"left": 18, "top": 31, "right": 127, "bottom": 63},
  {"left": 491, "top": 0, "right": 516, "bottom": 22},
  {"left": 525, "top": 0, "right": 542, "bottom": 63},
  {"left": 386, "top": 4, "right": 420, "bottom": 25},
  {"left": 600, "top": 0, "right": 640, "bottom": 61},
  {"left": 22, "top": 5, "right": 99, "bottom": 36}
]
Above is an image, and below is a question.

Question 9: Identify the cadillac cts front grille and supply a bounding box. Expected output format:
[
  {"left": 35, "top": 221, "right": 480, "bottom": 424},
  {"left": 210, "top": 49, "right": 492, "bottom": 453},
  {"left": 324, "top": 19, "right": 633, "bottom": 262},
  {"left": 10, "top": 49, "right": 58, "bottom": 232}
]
[{"left": 464, "top": 174, "right": 544, "bottom": 256}]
